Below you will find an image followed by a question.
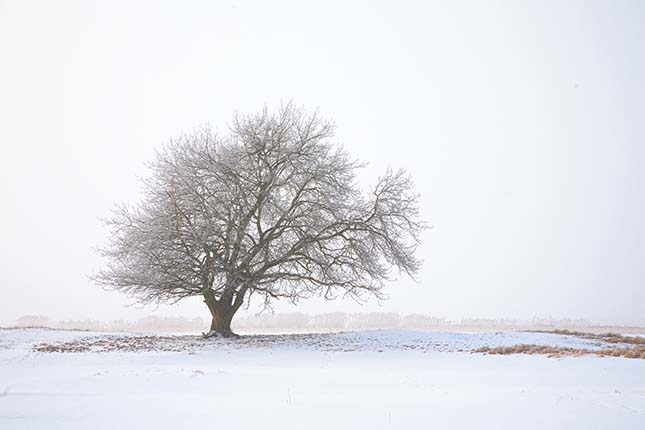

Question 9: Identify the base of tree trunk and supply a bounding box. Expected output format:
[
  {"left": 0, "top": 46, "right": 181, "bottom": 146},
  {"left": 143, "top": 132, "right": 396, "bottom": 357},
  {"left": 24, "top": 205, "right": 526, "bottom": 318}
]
[
  {"left": 202, "top": 329, "right": 239, "bottom": 339},
  {"left": 203, "top": 295, "right": 240, "bottom": 339}
]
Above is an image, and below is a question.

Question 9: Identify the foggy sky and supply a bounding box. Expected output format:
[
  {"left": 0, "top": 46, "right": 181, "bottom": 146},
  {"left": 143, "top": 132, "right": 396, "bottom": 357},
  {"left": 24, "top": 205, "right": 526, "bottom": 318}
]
[{"left": 1, "top": 0, "right": 644, "bottom": 325}]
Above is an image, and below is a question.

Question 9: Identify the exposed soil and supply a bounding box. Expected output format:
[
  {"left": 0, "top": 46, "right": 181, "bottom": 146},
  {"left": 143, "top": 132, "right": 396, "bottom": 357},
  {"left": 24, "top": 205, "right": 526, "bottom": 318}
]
[
  {"left": 32, "top": 333, "right": 327, "bottom": 353},
  {"left": 30, "top": 329, "right": 645, "bottom": 359},
  {"left": 31, "top": 332, "right": 470, "bottom": 354}
]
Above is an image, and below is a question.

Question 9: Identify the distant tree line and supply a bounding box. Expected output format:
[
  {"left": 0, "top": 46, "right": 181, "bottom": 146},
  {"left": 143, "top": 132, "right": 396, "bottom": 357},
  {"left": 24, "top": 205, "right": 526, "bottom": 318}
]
[{"left": 10, "top": 313, "right": 631, "bottom": 334}]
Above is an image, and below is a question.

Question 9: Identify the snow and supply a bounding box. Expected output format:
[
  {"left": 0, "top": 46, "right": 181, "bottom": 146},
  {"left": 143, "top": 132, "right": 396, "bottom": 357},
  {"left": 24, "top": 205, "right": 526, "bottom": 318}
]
[{"left": 1, "top": 328, "right": 644, "bottom": 429}]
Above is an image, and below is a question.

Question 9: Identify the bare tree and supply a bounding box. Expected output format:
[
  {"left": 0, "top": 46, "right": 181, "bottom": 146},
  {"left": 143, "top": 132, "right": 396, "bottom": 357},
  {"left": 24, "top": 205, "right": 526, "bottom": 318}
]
[{"left": 93, "top": 105, "right": 426, "bottom": 337}]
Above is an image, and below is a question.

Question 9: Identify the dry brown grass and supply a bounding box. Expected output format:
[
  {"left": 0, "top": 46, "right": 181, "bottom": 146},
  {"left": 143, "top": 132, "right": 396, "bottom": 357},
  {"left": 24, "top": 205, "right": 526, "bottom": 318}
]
[
  {"left": 473, "top": 329, "right": 645, "bottom": 359},
  {"left": 474, "top": 344, "right": 645, "bottom": 359},
  {"left": 473, "top": 345, "right": 589, "bottom": 358},
  {"left": 531, "top": 329, "right": 645, "bottom": 346}
]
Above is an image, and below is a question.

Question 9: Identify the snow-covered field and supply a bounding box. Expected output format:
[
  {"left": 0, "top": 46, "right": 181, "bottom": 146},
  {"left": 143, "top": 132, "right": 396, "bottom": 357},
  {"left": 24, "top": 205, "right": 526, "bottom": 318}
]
[{"left": 1, "top": 328, "right": 644, "bottom": 429}]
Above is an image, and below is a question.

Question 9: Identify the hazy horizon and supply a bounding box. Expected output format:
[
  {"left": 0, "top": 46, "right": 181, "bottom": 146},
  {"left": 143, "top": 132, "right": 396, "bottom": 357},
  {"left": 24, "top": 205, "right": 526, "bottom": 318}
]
[
  {"left": 11, "top": 311, "right": 645, "bottom": 335},
  {"left": 1, "top": 0, "right": 644, "bottom": 326}
]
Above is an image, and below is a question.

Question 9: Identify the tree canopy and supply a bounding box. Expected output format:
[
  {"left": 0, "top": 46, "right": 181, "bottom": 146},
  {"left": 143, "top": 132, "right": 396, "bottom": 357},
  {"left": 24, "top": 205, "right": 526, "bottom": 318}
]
[{"left": 94, "top": 105, "right": 426, "bottom": 337}]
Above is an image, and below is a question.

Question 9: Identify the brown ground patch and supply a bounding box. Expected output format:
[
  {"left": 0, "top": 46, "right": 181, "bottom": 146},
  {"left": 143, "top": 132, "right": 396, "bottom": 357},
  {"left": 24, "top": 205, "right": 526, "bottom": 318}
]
[
  {"left": 474, "top": 330, "right": 645, "bottom": 360},
  {"left": 31, "top": 330, "right": 645, "bottom": 358},
  {"left": 31, "top": 333, "right": 344, "bottom": 353},
  {"left": 32, "top": 335, "right": 197, "bottom": 353},
  {"left": 475, "top": 344, "right": 645, "bottom": 359},
  {"left": 527, "top": 329, "right": 645, "bottom": 346},
  {"left": 473, "top": 345, "right": 589, "bottom": 358}
]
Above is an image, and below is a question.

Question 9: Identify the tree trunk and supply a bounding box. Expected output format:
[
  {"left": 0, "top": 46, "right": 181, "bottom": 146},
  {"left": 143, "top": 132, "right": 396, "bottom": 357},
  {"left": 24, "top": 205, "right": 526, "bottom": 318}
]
[
  {"left": 207, "top": 304, "right": 235, "bottom": 338},
  {"left": 202, "top": 290, "right": 243, "bottom": 338}
]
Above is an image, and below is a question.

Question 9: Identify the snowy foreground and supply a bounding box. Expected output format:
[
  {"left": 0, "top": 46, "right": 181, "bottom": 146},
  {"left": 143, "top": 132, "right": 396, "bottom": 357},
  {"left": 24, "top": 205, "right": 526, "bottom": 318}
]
[{"left": 1, "top": 329, "right": 644, "bottom": 429}]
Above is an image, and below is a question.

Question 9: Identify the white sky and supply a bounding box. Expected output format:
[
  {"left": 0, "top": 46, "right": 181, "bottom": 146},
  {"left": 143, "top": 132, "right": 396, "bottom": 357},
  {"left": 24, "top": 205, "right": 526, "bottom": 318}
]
[{"left": 1, "top": 0, "right": 644, "bottom": 325}]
